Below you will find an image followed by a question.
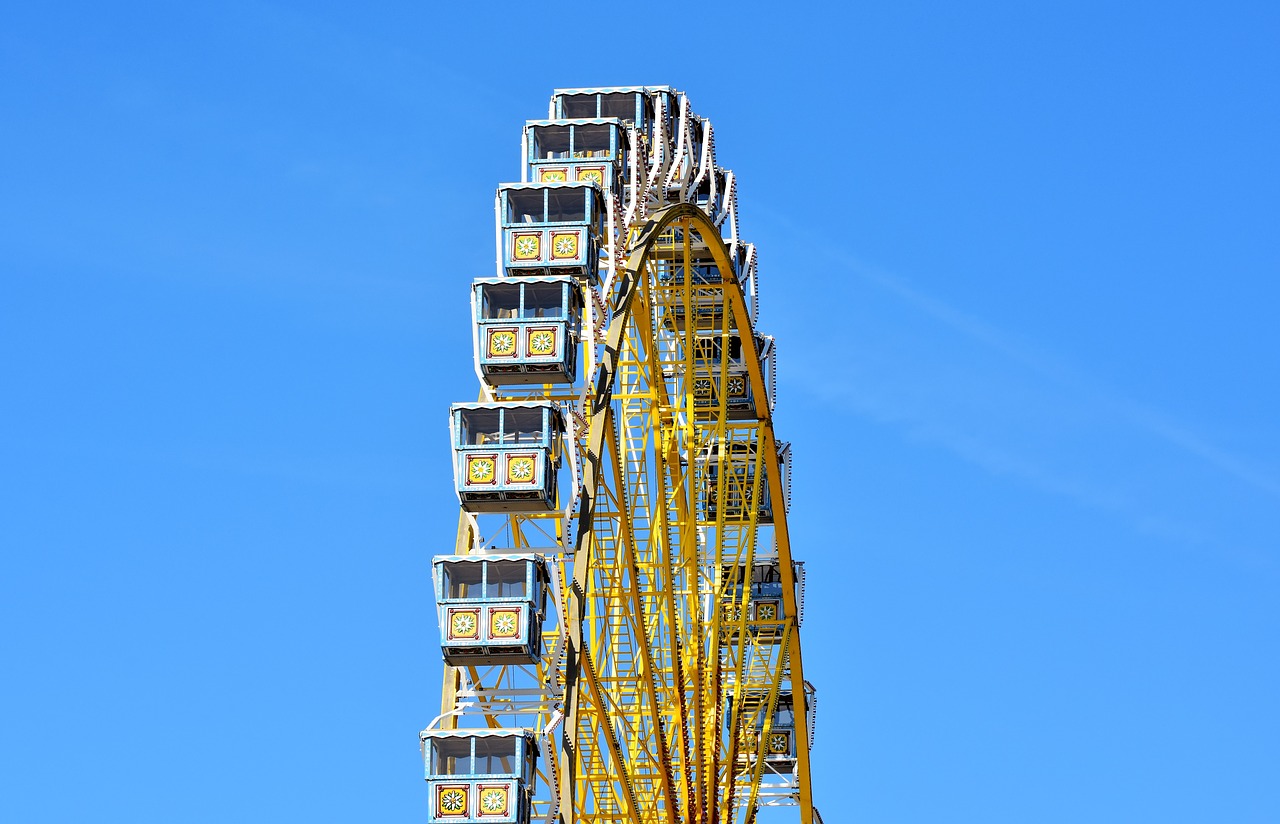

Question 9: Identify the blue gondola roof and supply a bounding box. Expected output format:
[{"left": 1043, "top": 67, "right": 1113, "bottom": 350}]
[
  {"left": 432, "top": 552, "right": 551, "bottom": 566},
  {"left": 497, "top": 180, "right": 602, "bottom": 193},
  {"left": 421, "top": 728, "right": 538, "bottom": 741},
  {"left": 471, "top": 274, "right": 579, "bottom": 288},
  {"left": 552, "top": 85, "right": 674, "bottom": 96},
  {"left": 450, "top": 400, "right": 564, "bottom": 414},
  {"left": 524, "top": 118, "right": 626, "bottom": 129}
]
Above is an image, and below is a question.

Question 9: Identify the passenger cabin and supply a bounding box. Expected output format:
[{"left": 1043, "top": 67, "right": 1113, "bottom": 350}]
[
  {"left": 472, "top": 276, "right": 581, "bottom": 385},
  {"left": 421, "top": 729, "right": 537, "bottom": 824},
  {"left": 433, "top": 554, "right": 549, "bottom": 665},
  {"left": 689, "top": 331, "right": 775, "bottom": 419},
  {"left": 698, "top": 440, "right": 791, "bottom": 525},
  {"left": 452, "top": 403, "right": 564, "bottom": 513},
  {"left": 730, "top": 682, "right": 817, "bottom": 769},
  {"left": 525, "top": 119, "right": 626, "bottom": 195},
  {"left": 550, "top": 86, "right": 674, "bottom": 145},
  {"left": 720, "top": 559, "right": 806, "bottom": 643},
  {"left": 498, "top": 182, "right": 604, "bottom": 282}
]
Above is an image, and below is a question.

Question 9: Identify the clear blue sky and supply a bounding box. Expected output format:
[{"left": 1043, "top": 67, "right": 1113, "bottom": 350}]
[{"left": 3, "top": 2, "right": 1278, "bottom": 822}]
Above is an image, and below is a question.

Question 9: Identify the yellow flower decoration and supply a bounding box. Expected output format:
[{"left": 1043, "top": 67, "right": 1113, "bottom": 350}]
[
  {"left": 755, "top": 602, "right": 778, "bottom": 621},
  {"left": 577, "top": 168, "right": 604, "bottom": 185},
  {"left": 507, "top": 456, "right": 535, "bottom": 483},
  {"left": 468, "top": 457, "right": 495, "bottom": 484},
  {"left": 488, "top": 330, "right": 516, "bottom": 357},
  {"left": 490, "top": 610, "right": 520, "bottom": 638},
  {"left": 551, "top": 233, "right": 577, "bottom": 258},
  {"left": 514, "top": 235, "right": 540, "bottom": 260},
  {"left": 449, "top": 611, "right": 478, "bottom": 638},
  {"left": 480, "top": 787, "right": 508, "bottom": 813},
  {"left": 727, "top": 376, "right": 747, "bottom": 397},
  {"left": 438, "top": 787, "right": 467, "bottom": 814},
  {"left": 528, "top": 330, "right": 556, "bottom": 356},
  {"left": 769, "top": 732, "right": 790, "bottom": 754},
  {"left": 540, "top": 169, "right": 567, "bottom": 182}
]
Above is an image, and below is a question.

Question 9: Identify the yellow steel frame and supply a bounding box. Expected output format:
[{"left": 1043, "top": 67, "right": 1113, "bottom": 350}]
[
  {"left": 439, "top": 204, "right": 813, "bottom": 824},
  {"left": 560, "top": 204, "right": 813, "bottom": 824}
]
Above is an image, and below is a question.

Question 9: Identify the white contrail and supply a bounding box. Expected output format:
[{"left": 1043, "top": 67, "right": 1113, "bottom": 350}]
[{"left": 822, "top": 249, "right": 1280, "bottom": 504}]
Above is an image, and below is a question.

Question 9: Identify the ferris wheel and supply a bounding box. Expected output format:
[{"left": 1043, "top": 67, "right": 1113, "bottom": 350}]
[{"left": 421, "top": 86, "right": 822, "bottom": 824}]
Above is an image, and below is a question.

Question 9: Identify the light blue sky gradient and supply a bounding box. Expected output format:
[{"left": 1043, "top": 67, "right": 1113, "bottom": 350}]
[{"left": 3, "top": 2, "right": 1278, "bottom": 822}]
